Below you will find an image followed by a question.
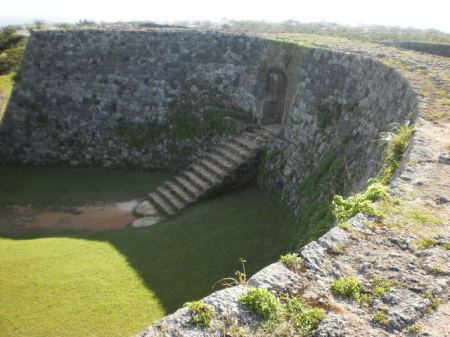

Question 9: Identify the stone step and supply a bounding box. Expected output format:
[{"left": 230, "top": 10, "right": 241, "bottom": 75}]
[
  {"left": 190, "top": 164, "right": 221, "bottom": 185},
  {"left": 262, "top": 124, "right": 282, "bottom": 134},
  {"left": 208, "top": 152, "right": 236, "bottom": 171},
  {"left": 198, "top": 158, "right": 228, "bottom": 177},
  {"left": 157, "top": 186, "right": 186, "bottom": 211},
  {"left": 216, "top": 147, "right": 246, "bottom": 165},
  {"left": 165, "top": 181, "right": 196, "bottom": 204},
  {"left": 183, "top": 171, "right": 212, "bottom": 191},
  {"left": 148, "top": 192, "right": 176, "bottom": 216},
  {"left": 255, "top": 128, "right": 272, "bottom": 137},
  {"left": 174, "top": 176, "right": 203, "bottom": 198},
  {"left": 231, "top": 135, "right": 259, "bottom": 151},
  {"left": 223, "top": 141, "right": 252, "bottom": 158}
]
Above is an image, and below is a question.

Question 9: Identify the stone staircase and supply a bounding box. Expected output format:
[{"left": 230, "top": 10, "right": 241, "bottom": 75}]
[{"left": 131, "top": 124, "right": 281, "bottom": 227}]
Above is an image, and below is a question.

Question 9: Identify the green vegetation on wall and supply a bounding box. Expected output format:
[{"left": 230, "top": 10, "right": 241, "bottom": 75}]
[
  {"left": 116, "top": 105, "right": 253, "bottom": 151},
  {"left": 259, "top": 123, "right": 415, "bottom": 250},
  {"left": 317, "top": 102, "right": 362, "bottom": 129},
  {"left": 293, "top": 142, "right": 350, "bottom": 249}
]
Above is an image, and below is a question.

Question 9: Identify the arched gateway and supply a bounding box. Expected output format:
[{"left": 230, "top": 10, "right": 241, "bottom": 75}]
[{"left": 261, "top": 69, "right": 287, "bottom": 125}]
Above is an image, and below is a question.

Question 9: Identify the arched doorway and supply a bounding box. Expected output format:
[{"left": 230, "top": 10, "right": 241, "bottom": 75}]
[{"left": 261, "top": 69, "right": 287, "bottom": 125}]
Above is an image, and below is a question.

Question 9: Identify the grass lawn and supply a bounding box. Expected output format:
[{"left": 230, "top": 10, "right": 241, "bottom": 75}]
[
  {"left": 0, "top": 168, "right": 294, "bottom": 337},
  {"left": 0, "top": 166, "right": 172, "bottom": 205}
]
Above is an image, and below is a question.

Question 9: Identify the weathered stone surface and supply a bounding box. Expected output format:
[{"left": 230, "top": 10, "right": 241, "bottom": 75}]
[
  {"left": 135, "top": 286, "right": 253, "bottom": 337},
  {"left": 317, "top": 227, "right": 350, "bottom": 249},
  {"left": 131, "top": 216, "right": 161, "bottom": 227},
  {"left": 247, "top": 262, "right": 304, "bottom": 291},
  {"left": 312, "top": 313, "right": 350, "bottom": 337},
  {"left": 438, "top": 154, "right": 450, "bottom": 164},
  {"left": 134, "top": 200, "right": 158, "bottom": 217}
]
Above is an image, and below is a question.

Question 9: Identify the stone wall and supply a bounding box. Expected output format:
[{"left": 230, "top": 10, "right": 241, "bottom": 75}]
[
  {"left": 256, "top": 42, "right": 418, "bottom": 248},
  {"left": 0, "top": 30, "right": 267, "bottom": 169},
  {"left": 0, "top": 30, "right": 417, "bottom": 177}
]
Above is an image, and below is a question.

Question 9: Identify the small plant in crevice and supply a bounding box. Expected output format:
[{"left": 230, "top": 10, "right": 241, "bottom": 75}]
[
  {"left": 371, "top": 310, "right": 389, "bottom": 325},
  {"left": 239, "top": 288, "right": 279, "bottom": 319},
  {"left": 414, "top": 237, "right": 439, "bottom": 249},
  {"left": 279, "top": 253, "right": 305, "bottom": 273},
  {"left": 239, "top": 288, "right": 326, "bottom": 335},
  {"left": 332, "top": 182, "right": 388, "bottom": 224},
  {"left": 279, "top": 296, "right": 326, "bottom": 335},
  {"left": 337, "top": 222, "right": 351, "bottom": 230},
  {"left": 326, "top": 243, "right": 347, "bottom": 255},
  {"left": 331, "top": 275, "right": 400, "bottom": 307},
  {"left": 183, "top": 301, "right": 216, "bottom": 327},
  {"left": 330, "top": 275, "right": 362, "bottom": 300},
  {"left": 213, "top": 258, "right": 247, "bottom": 289},
  {"left": 430, "top": 267, "right": 444, "bottom": 275},
  {"left": 378, "top": 124, "right": 416, "bottom": 184},
  {"left": 422, "top": 293, "right": 441, "bottom": 313},
  {"left": 407, "top": 322, "right": 423, "bottom": 334}
]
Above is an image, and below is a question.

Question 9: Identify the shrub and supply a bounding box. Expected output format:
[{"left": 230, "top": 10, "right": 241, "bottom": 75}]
[
  {"left": 283, "top": 296, "right": 326, "bottom": 334},
  {"left": 379, "top": 124, "right": 416, "bottom": 183},
  {"left": 183, "top": 301, "right": 216, "bottom": 326},
  {"left": 407, "top": 322, "right": 423, "bottom": 334},
  {"left": 372, "top": 310, "right": 388, "bottom": 325},
  {"left": 279, "top": 253, "right": 303, "bottom": 272},
  {"left": 332, "top": 182, "right": 387, "bottom": 222},
  {"left": 239, "top": 288, "right": 279, "bottom": 319},
  {"left": 330, "top": 275, "right": 361, "bottom": 300}
]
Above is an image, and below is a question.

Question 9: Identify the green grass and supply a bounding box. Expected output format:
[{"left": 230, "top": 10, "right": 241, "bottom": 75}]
[
  {"left": 0, "top": 168, "right": 294, "bottom": 337},
  {"left": 0, "top": 71, "right": 15, "bottom": 120},
  {"left": 0, "top": 166, "right": 172, "bottom": 205}
]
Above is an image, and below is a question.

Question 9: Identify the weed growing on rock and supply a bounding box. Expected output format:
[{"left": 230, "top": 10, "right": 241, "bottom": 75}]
[
  {"left": 332, "top": 182, "right": 388, "bottom": 224},
  {"left": 279, "top": 253, "right": 304, "bottom": 273},
  {"left": 379, "top": 124, "right": 416, "bottom": 184},
  {"left": 330, "top": 275, "right": 362, "bottom": 300},
  {"left": 213, "top": 258, "right": 247, "bottom": 288},
  {"left": 280, "top": 296, "right": 326, "bottom": 334},
  {"left": 430, "top": 267, "right": 444, "bottom": 275},
  {"left": 422, "top": 293, "right": 441, "bottom": 313},
  {"left": 239, "top": 287, "right": 326, "bottom": 335},
  {"left": 331, "top": 275, "right": 401, "bottom": 307},
  {"left": 443, "top": 242, "right": 450, "bottom": 250},
  {"left": 326, "top": 243, "right": 347, "bottom": 255},
  {"left": 414, "top": 237, "right": 439, "bottom": 249},
  {"left": 239, "top": 288, "right": 279, "bottom": 319},
  {"left": 183, "top": 301, "right": 216, "bottom": 326},
  {"left": 337, "top": 222, "right": 351, "bottom": 230},
  {"left": 407, "top": 322, "right": 423, "bottom": 334},
  {"left": 371, "top": 310, "right": 389, "bottom": 325}
]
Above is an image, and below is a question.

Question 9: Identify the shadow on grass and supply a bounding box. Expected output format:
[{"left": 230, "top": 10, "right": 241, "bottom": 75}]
[{"left": 0, "top": 183, "right": 295, "bottom": 316}]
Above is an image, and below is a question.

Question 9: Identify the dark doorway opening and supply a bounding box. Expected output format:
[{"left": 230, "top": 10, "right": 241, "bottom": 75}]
[{"left": 261, "top": 69, "right": 287, "bottom": 125}]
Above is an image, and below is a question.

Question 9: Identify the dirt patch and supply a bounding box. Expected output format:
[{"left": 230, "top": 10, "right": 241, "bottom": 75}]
[{"left": 0, "top": 200, "right": 138, "bottom": 232}]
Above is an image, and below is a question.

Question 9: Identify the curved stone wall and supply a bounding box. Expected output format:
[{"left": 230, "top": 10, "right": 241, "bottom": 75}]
[{"left": 0, "top": 30, "right": 417, "bottom": 173}]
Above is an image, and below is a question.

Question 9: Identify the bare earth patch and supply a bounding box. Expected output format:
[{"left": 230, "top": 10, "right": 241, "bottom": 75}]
[{"left": 0, "top": 200, "right": 138, "bottom": 231}]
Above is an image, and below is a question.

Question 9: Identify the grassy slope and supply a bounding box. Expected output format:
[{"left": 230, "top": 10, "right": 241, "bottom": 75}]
[
  {"left": 0, "top": 72, "right": 15, "bottom": 120},
  {"left": 0, "top": 169, "right": 294, "bottom": 337}
]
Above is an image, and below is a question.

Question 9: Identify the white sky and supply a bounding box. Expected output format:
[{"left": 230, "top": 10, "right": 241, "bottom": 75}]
[{"left": 1, "top": 0, "right": 450, "bottom": 33}]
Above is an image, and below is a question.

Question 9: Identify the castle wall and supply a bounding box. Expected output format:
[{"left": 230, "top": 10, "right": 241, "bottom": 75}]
[{"left": 0, "top": 29, "right": 417, "bottom": 188}]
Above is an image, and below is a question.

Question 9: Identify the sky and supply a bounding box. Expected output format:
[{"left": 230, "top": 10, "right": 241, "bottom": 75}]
[{"left": 1, "top": 0, "right": 450, "bottom": 33}]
